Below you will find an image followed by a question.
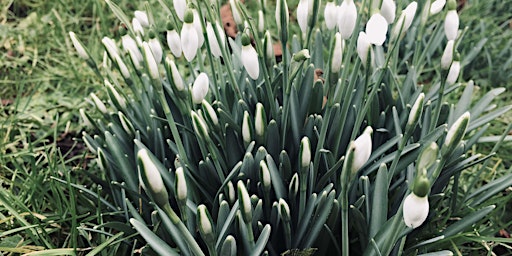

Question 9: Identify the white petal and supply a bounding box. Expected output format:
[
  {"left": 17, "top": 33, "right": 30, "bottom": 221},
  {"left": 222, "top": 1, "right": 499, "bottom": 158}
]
[
  {"left": 324, "top": 2, "right": 338, "bottom": 30},
  {"left": 258, "top": 10, "right": 265, "bottom": 33},
  {"left": 149, "top": 38, "right": 163, "bottom": 63},
  {"left": 230, "top": 0, "right": 243, "bottom": 25},
  {"left": 132, "top": 18, "right": 144, "bottom": 36},
  {"left": 69, "top": 31, "right": 88, "bottom": 59},
  {"left": 441, "top": 40, "right": 454, "bottom": 69},
  {"left": 444, "top": 10, "right": 459, "bottom": 40},
  {"left": 446, "top": 61, "right": 460, "bottom": 85},
  {"left": 174, "top": 0, "right": 186, "bottom": 21},
  {"left": 352, "top": 126, "right": 372, "bottom": 172},
  {"left": 166, "top": 58, "right": 184, "bottom": 91},
  {"left": 402, "top": 2, "right": 418, "bottom": 32},
  {"left": 181, "top": 23, "right": 199, "bottom": 61},
  {"left": 297, "top": 0, "right": 309, "bottom": 34},
  {"left": 403, "top": 193, "right": 429, "bottom": 228},
  {"left": 338, "top": 0, "right": 357, "bottom": 39},
  {"left": 193, "top": 9, "right": 205, "bottom": 47},
  {"left": 192, "top": 73, "right": 209, "bottom": 104},
  {"left": 380, "top": 0, "right": 396, "bottom": 24},
  {"left": 430, "top": 0, "right": 446, "bottom": 15},
  {"left": 102, "top": 37, "right": 119, "bottom": 59},
  {"left": 175, "top": 167, "right": 187, "bottom": 201},
  {"left": 206, "top": 22, "right": 222, "bottom": 57},
  {"left": 331, "top": 33, "right": 343, "bottom": 73},
  {"left": 242, "top": 45, "right": 260, "bottom": 80},
  {"left": 142, "top": 42, "right": 159, "bottom": 79},
  {"left": 134, "top": 10, "right": 149, "bottom": 27},
  {"left": 366, "top": 13, "right": 388, "bottom": 46},
  {"left": 357, "top": 31, "right": 371, "bottom": 65},
  {"left": 138, "top": 149, "right": 165, "bottom": 195},
  {"left": 167, "top": 30, "right": 182, "bottom": 58}
]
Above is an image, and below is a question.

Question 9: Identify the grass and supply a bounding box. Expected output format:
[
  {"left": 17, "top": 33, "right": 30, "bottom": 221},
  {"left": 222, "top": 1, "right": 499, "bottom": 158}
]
[{"left": 0, "top": 0, "right": 511, "bottom": 254}]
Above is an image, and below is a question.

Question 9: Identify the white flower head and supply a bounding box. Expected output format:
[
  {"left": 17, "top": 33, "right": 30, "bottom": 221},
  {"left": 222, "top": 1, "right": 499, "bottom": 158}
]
[
  {"left": 366, "top": 13, "right": 388, "bottom": 46},
  {"left": 446, "top": 60, "right": 460, "bottom": 85},
  {"left": 148, "top": 36, "right": 163, "bottom": 63},
  {"left": 430, "top": 0, "right": 446, "bottom": 15},
  {"left": 338, "top": 0, "right": 358, "bottom": 39},
  {"left": 392, "top": 2, "right": 418, "bottom": 39},
  {"left": 192, "top": 72, "right": 209, "bottom": 104},
  {"left": 181, "top": 9, "right": 199, "bottom": 62},
  {"left": 230, "top": 0, "right": 243, "bottom": 25},
  {"left": 255, "top": 103, "right": 266, "bottom": 137},
  {"left": 324, "top": 1, "right": 338, "bottom": 30},
  {"left": 142, "top": 41, "right": 159, "bottom": 79},
  {"left": 122, "top": 34, "right": 143, "bottom": 67},
  {"left": 441, "top": 40, "right": 455, "bottom": 69},
  {"left": 175, "top": 167, "right": 187, "bottom": 201},
  {"left": 258, "top": 10, "right": 265, "bottom": 33},
  {"left": 206, "top": 22, "right": 224, "bottom": 58},
  {"left": 167, "top": 29, "right": 182, "bottom": 58},
  {"left": 138, "top": 149, "right": 169, "bottom": 207},
  {"left": 331, "top": 32, "right": 344, "bottom": 73},
  {"left": 132, "top": 17, "right": 144, "bottom": 36},
  {"left": 69, "top": 31, "right": 88, "bottom": 59},
  {"left": 351, "top": 126, "right": 373, "bottom": 173},
  {"left": 174, "top": 0, "right": 187, "bottom": 21},
  {"left": 134, "top": 10, "right": 149, "bottom": 27},
  {"left": 102, "top": 36, "right": 119, "bottom": 59},
  {"left": 444, "top": 9, "right": 459, "bottom": 40},
  {"left": 241, "top": 34, "right": 260, "bottom": 80},
  {"left": 237, "top": 180, "right": 253, "bottom": 223},
  {"left": 380, "top": 0, "right": 396, "bottom": 24},
  {"left": 300, "top": 136, "right": 311, "bottom": 168},
  {"left": 166, "top": 57, "right": 184, "bottom": 91},
  {"left": 193, "top": 9, "right": 205, "bottom": 47},
  {"left": 357, "top": 31, "right": 372, "bottom": 65},
  {"left": 297, "top": 0, "right": 309, "bottom": 34},
  {"left": 403, "top": 193, "right": 429, "bottom": 228},
  {"left": 197, "top": 205, "right": 213, "bottom": 235}
]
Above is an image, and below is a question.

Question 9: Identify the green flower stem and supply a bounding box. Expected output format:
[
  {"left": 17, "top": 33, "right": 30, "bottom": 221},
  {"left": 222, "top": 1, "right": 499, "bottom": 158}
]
[
  {"left": 413, "top": 16, "right": 444, "bottom": 74},
  {"left": 299, "top": 166, "right": 308, "bottom": 221},
  {"left": 341, "top": 186, "right": 349, "bottom": 256},
  {"left": 283, "top": 219, "right": 292, "bottom": 249},
  {"left": 304, "top": 0, "right": 320, "bottom": 49},
  {"left": 163, "top": 203, "right": 205, "bottom": 256},
  {"left": 429, "top": 69, "right": 449, "bottom": 132},
  {"left": 387, "top": 133, "right": 409, "bottom": 185},
  {"left": 246, "top": 220, "right": 255, "bottom": 251}
]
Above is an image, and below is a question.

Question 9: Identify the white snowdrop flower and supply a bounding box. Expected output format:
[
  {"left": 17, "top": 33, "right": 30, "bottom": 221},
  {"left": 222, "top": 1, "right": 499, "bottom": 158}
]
[
  {"left": 242, "top": 111, "right": 251, "bottom": 145},
  {"left": 202, "top": 100, "right": 219, "bottom": 127},
  {"left": 206, "top": 22, "right": 223, "bottom": 58},
  {"left": 175, "top": 167, "right": 187, "bottom": 201},
  {"left": 444, "top": 9, "right": 459, "bottom": 40},
  {"left": 324, "top": 1, "right": 338, "bottom": 30},
  {"left": 69, "top": 31, "right": 88, "bottom": 59},
  {"left": 230, "top": 0, "right": 243, "bottom": 25},
  {"left": 237, "top": 181, "right": 253, "bottom": 223},
  {"left": 441, "top": 40, "right": 455, "bottom": 70},
  {"left": 174, "top": 0, "right": 186, "bottom": 21},
  {"left": 331, "top": 32, "right": 344, "bottom": 73},
  {"left": 260, "top": 160, "right": 271, "bottom": 191},
  {"left": 132, "top": 17, "right": 144, "bottom": 36},
  {"left": 255, "top": 103, "right": 266, "bottom": 138},
  {"left": 297, "top": 0, "right": 309, "bottom": 34},
  {"left": 357, "top": 31, "right": 372, "bottom": 65},
  {"left": 181, "top": 9, "right": 199, "bottom": 62},
  {"left": 114, "top": 54, "right": 130, "bottom": 79},
  {"left": 134, "top": 10, "right": 149, "bottom": 27},
  {"left": 258, "top": 11, "right": 265, "bottom": 33},
  {"left": 446, "top": 60, "right": 460, "bottom": 85},
  {"left": 430, "top": 0, "right": 446, "bottom": 15},
  {"left": 407, "top": 93, "right": 425, "bottom": 128},
  {"left": 381, "top": 0, "right": 396, "bottom": 24},
  {"left": 142, "top": 41, "right": 159, "bottom": 79},
  {"left": 444, "top": 112, "right": 470, "bottom": 152},
  {"left": 193, "top": 9, "right": 205, "bottom": 48},
  {"left": 148, "top": 37, "right": 163, "bottom": 63},
  {"left": 122, "top": 34, "right": 143, "bottom": 64},
  {"left": 308, "top": 0, "right": 315, "bottom": 15},
  {"left": 102, "top": 36, "right": 119, "bottom": 59},
  {"left": 192, "top": 73, "right": 209, "bottom": 104},
  {"left": 338, "top": 0, "right": 357, "bottom": 39},
  {"left": 138, "top": 149, "right": 169, "bottom": 207},
  {"left": 403, "top": 192, "right": 429, "bottom": 228},
  {"left": 300, "top": 136, "right": 311, "bottom": 168},
  {"left": 166, "top": 57, "right": 184, "bottom": 91},
  {"left": 241, "top": 34, "right": 260, "bottom": 80},
  {"left": 392, "top": 1, "right": 418, "bottom": 39},
  {"left": 197, "top": 205, "right": 213, "bottom": 236},
  {"left": 90, "top": 93, "right": 107, "bottom": 114},
  {"left": 351, "top": 126, "right": 373, "bottom": 173},
  {"left": 166, "top": 29, "right": 182, "bottom": 58},
  {"left": 366, "top": 13, "right": 388, "bottom": 46},
  {"left": 275, "top": 0, "right": 289, "bottom": 34}
]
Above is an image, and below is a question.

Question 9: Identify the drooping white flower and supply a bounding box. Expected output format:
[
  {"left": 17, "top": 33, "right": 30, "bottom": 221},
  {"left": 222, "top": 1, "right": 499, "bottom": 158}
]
[
  {"left": 174, "top": 0, "right": 186, "bottom": 21},
  {"left": 132, "top": 17, "right": 144, "bottom": 36},
  {"left": 430, "top": 0, "right": 446, "bottom": 15},
  {"left": 102, "top": 36, "right": 120, "bottom": 59},
  {"left": 357, "top": 31, "right": 372, "bottom": 65},
  {"left": 148, "top": 36, "right": 163, "bottom": 63},
  {"left": 167, "top": 29, "right": 182, "bottom": 58},
  {"left": 230, "top": 0, "right": 243, "bottom": 25},
  {"left": 166, "top": 57, "right": 184, "bottom": 91},
  {"left": 446, "top": 60, "right": 460, "bottom": 85},
  {"left": 193, "top": 9, "right": 205, "bottom": 48},
  {"left": 181, "top": 9, "right": 199, "bottom": 61},
  {"left": 114, "top": 54, "right": 130, "bottom": 79},
  {"left": 380, "top": 0, "right": 396, "bottom": 24},
  {"left": 444, "top": 9, "right": 459, "bottom": 40},
  {"left": 392, "top": 1, "right": 418, "bottom": 39},
  {"left": 297, "top": 0, "right": 309, "bottom": 34},
  {"left": 122, "top": 34, "right": 143, "bottom": 68},
  {"left": 206, "top": 22, "right": 224, "bottom": 58},
  {"left": 338, "top": 0, "right": 357, "bottom": 39},
  {"left": 441, "top": 40, "right": 455, "bottom": 69},
  {"left": 134, "top": 10, "right": 149, "bottom": 27},
  {"left": 258, "top": 10, "right": 265, "bottom": 33},
  {"left": 331, "top": 32, "right": 344, "bottom": 73},
  {"left": 241, "top": 34, "right": 260, "bottom": 80},
  {"left": 69, "top": 31, "right": 88, "bottom": 59},
  {"left": 403, "top": 192, "right": 429, "bottom": 228},
  {"left": 142, "top": 41, "right": 159, "bottom": 79},
  {"left": 351, "top": 126, "right": 373, "bottom": 173},
  {"left": 366, "top": 13, "right": 388, "bottom": 46},
  {"left": 324, "top": 1, "right": 338, "bottom": 30},
  {"left": 191, "top": 73, "right": 209, "bottom": 104}
]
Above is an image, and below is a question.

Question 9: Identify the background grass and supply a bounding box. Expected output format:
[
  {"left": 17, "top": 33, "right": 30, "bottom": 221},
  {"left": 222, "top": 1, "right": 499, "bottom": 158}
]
[{"left": 0, "top": 0, "right": 511, "bottom": 254}]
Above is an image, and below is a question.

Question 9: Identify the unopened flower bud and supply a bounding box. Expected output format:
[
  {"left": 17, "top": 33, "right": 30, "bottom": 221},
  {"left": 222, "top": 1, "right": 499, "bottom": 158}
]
[
  {"left": 297, "top": 0, "right": 309, "bottom": 34},
  {"left": 230, "top": 0, "right": 243, "bottom": 25},
  {"left": 191, "top": 111, "right": 209, "bottom": 139},
  {"left": 237, "top": 181, "right": 253, "bottom": 223},
  {"left": 166, "top": 57, "right": 184, "bottom": 91},
  {"left": 380, "top": 0, "right": 396, "bottom": 24},
  {"left": 148, "top": 32, "right": 163, "bottom": 63},
  {"left": 441, "top": 40, "right": 455, "bottom": 69},
  {"left": 391, "top": 2, "right": 417, "bottom": 39},
  {"left": 206, "top": 22, "right": 224, "bottom": 58},
  {"left": 260, "top": 160, "right": 271, "bottom": 192},
  {"left": 331, "top": 33, "right": 344, "bottom": 73},
  {"left": 278, "top": 198, "right": 291, "bottom": 222},
  {"left": 417, "top": 142, "right": 439, "bottom": 171},
  {"left": 90, "top": 92, "right": 107, "bottom": 114},
  {"left": 444, "top": 0, "right": 459, "bottom": 40},
  {"left": 255, "top": 102, "right": 266, "bottom": 139},
  {"left": 242, "top": 111, "right": 252, "bottom": 146},
  {"left": 407, "top": 93, "right": 425, "bottom": 129},
  {"left": 102, "top": 36, "right": 120, "bottom": 59},
  {"left": 300, "top": 136, "right": 311, "bottom": 169},
  {"left": 338, "top": 0, "right": 357, "bottom": 39},
  {"left": 142, "top": 41, "right": 160, "bottom": 79},
  {"left": 167, "top": 25, "right": 182, "bottom": 58},
  {"left": 69, "top": 31, "right": 89, "bottom": 59},
  {"left": 443, "top": 112, "right": 470, "bottom": 155},
  {"left": 446, "top": 56, "right": 460, "bottom": 85},
  {"left": 258, "top": 10, "right": 265, "bottom": 33},
  {"left": 347, "top": 126, "right": 373, "bottom": 174},
  {"left": 241, "top": 33, "right": 260, "bottom": 80},
  {"left": 132, "top": 18, "right": 144, "bottom": 36},
  {"left": 191, "top": 72, "right": 209, "bottom": 104},
  {"left": 276, "top": 0, "right": 289, "bottom": 39},
  {"left": 324, "top": 1, "right": 338, "bottom": 30},
  {"left": 201, "top": 100, "right": 219, "bottom": 128},
  {"left": 122, "top": 34, "right": 143, "bottom": 68},
  {"left": 175, "top": 166, "right": 187, "bottom": 201},
  {"left": 138, "top": 149, "right": 169, "bottom": 208},
  {"left": 197, "top": 205, "right": 215, "bottom": 243}
]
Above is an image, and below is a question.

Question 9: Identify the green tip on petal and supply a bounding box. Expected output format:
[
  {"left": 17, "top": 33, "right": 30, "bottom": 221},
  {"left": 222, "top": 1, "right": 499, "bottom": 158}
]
[
  {"left": 184, "top": 9, "right": 194, "bottom": 23},
  {"left": 241, "top": 33, "right": 251, "bottom": 46}
]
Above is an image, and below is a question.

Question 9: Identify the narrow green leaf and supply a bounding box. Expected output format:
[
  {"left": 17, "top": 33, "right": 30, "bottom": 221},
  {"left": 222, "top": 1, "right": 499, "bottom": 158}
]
[
  {"left": 443, "top": 205, "right": 496, "bottom": 237},
  {"left": 369, "top": 164, "right": 389, "bottom": 238},
  {"left": 129, "top": 218, "right": 180, "bottom": 256},
  {"left": 85, "top": 232, "right": 124, "bottom": 256},
  {"left": 251, "top": 224, "right": 271, "bottom": 256}
]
